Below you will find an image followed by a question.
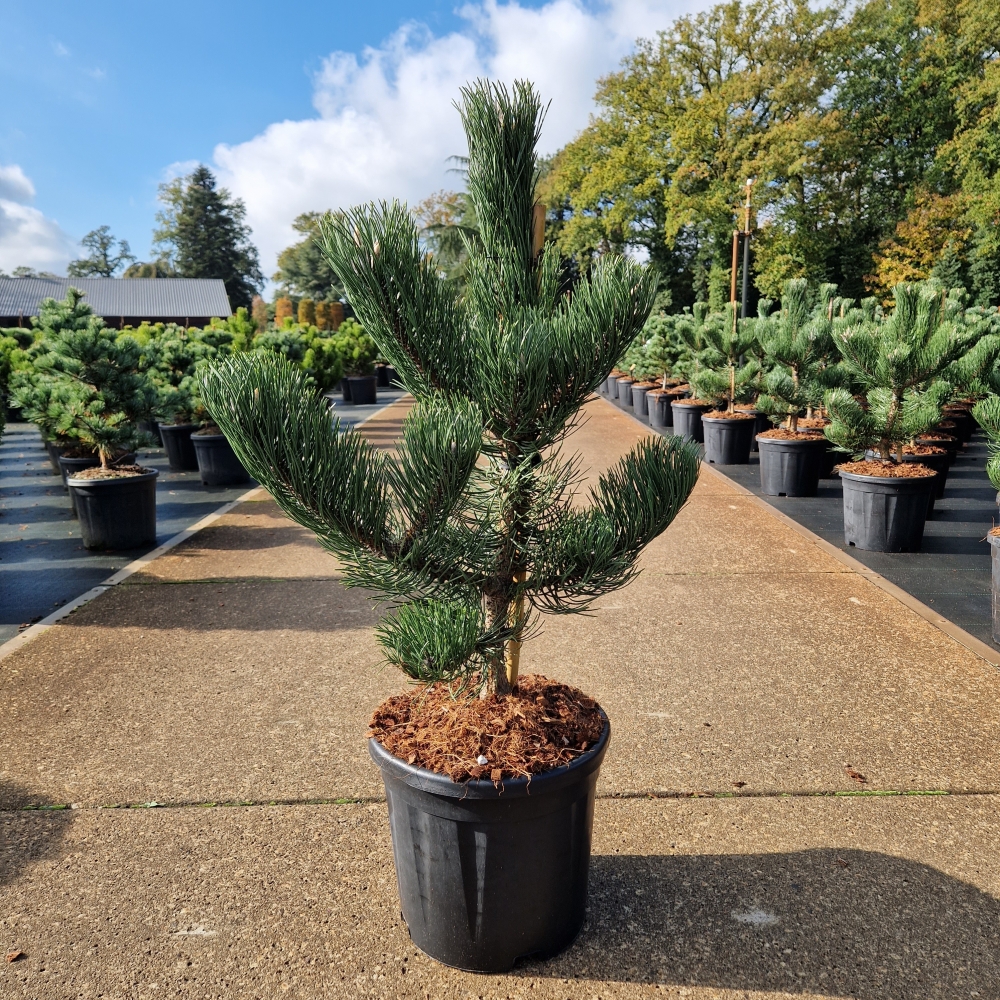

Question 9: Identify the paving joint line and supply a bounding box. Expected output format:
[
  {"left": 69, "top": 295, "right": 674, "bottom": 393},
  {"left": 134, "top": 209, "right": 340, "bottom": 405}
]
[
  {"left": 0, "top": 397, "right": 413, "bottom": 665},
  {"left": 7, "top": 786, "right": 1000, "bottom": 815}
]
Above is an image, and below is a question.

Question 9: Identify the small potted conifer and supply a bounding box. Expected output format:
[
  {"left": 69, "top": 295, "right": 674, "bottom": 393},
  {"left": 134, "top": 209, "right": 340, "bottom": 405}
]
[
  {"left": 825, "top": 283, "right": 981, "bottom": 551},
  {"left": 333, "top": 318, "right": 378, "bottom": 404},
  {"left": 972, "top": 394, "right": 1000, "bottom": 641},
  {"left": 671, "top": 303, "right": 719, "bottom": 442},
  {"left": 753, "top": 280, "right": 838, "bottom": 496},
  {"left": 148, "top": 329, "right": 217, "bottom": 471},
  {"left": 202, "top": 80, "right": 700, "bottom": 972},
  {"left": 689, "top": 305, "right": 759, "bottom": 463},
  {"left": 16, "top": 299, "right": 159, "bottom": 548}
]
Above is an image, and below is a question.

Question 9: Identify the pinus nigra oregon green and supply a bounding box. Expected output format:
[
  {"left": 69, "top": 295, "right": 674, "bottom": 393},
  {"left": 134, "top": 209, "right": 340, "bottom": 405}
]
[{"left": 201, "top": 80, "right": 700, "bottom": 698}]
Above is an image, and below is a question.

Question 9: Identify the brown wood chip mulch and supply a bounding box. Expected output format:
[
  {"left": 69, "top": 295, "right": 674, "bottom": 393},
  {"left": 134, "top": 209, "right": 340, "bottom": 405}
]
[
  {"left": 369, "top": 674, "right": 605, "bottom": 784},
  {"left": 836, "top": 460, "right": 936, "bottom": 478},
  {"left": 69, "top": 464, "right": 153, "bottom": 481},
  {"left": 703, "top": 410, "right": 756, "bottom": 420},
  {"left": 758, "top": 428, "right": 825, "bottom": 440}
]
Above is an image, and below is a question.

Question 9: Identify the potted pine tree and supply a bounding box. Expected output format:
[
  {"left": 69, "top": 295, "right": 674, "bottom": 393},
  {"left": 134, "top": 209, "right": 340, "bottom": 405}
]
[
  {"left": 148, "top": 329, "right": 217, "bottom": 471},
  {"left": 17, "top": 303, "right": 159, "bottom": 548},
  {"left": 202, "top": 80, "right": 700, "bottom": 973},
  {"left": 972, "top": 395, "right": 1000, "bottom": 641},
  {"left": 753, "top": 280, "right": 838, "bottom": 496},
  {"left": 825, "top": 283, "right": 981, "bottom": 551},
  {"left": 689, "top": 305, "right": 759, "bottom": 463},
  {"left": 333, "top": 318, "right": 378, "bottom": 404}
]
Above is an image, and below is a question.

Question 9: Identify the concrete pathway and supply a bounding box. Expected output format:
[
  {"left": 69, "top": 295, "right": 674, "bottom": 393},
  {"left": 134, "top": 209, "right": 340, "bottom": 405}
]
[{"left": 2, "top": 395, "right": 998, "bottom": 998}]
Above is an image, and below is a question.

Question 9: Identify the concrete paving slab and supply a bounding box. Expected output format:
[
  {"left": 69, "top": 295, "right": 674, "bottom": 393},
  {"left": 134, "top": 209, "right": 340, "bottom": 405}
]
[
  {"left": 128, "top": 499, "right": 338, "bottom": 583},
  {"left": 0, "top": 579, "right": 395, "bottom": 808},
  {"left": 2, "top": 794, "right": 997, "bottom": 999}
]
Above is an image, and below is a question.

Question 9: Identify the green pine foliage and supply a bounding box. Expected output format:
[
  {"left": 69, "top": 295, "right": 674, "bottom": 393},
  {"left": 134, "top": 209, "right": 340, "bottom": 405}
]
[
  {"left": 972, "top": 395, "right": 1000, "bottom": 491},
  {"left": 688, "top": 303, "right": 760, "bottom": 409},
  {"left": 751, "top": 279, "right": 842, "bottom": 430},
  {"left": 11, "top": 289, "right": 157, "bottom": 466},
  {"left": 202, "top": 80, "right": 701, "bottom": 697},
  {"left": 824, "top": 282, "right": 985, "bottom": 459}
]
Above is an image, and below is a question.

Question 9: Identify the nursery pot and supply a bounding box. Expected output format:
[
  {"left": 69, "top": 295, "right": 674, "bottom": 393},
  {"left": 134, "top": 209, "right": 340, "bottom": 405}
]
[
  {"left": 757, "top": 434, "right": 827, "bottom": 496},
  {"left": 45, "top": 440, "right": 64, "bottom": 475},
  {"left": 990, "top": 531, "right": 1000, "bottom": 644},
  {"left": 942, "top": 407, "right": 974, "bottom": 444},
  {"left": 67, "top": 469, "right": 158, "bottom": 550},
  {"left": 865, "top": 448, "right": 950, "bottom": 513},
  {"left": 347, "top": 375, "right": 378, "bottom": 405},
  {"left": 646, "top": 390, "right": 674, "bottom": 431},
  {"left": 703, "top": 413, "right": 756, "bottom": 465},
  {"left": 368, "top": 718, "right": 611, "bottom": 973},
  {"left": 376, "top": 364, "right": 391, "bottom": 388},
  {"left": 671, "top": 401, "right": 711, "bottom": 443},
  {"left": 340, "top": 378, "right": 352, "bottom": 403},
  {"left": 839, "top": 468, "right": 935, "bottom": 552},
  {"left": 614, "top": 377, "right": 635, "bottom": 409},
  {"left": 630, "top": 384, "right": 653, "bottom": 420},
  {"left": 735, "top": 408, "right": 770, "bottom": 451},
  {"left": 191, "top": 433, "right": 252, "bottom": 486},
  {"left": 158, "top": 422, "right": 199, "bottom": 472}
]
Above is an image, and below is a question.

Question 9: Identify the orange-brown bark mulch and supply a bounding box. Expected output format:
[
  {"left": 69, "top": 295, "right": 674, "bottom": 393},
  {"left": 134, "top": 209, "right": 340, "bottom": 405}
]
[
  {"left": 703, "top": 410, "right": 756, "bottom": 420},
  {"left": 369, "top": 674, "right": 605, "bottom": 783},
  {"left": 837, "top": 460, "right": 936, "bottom": 478},
  {"left": 69, "top": 464, "right": 153, "bottom": 481},
  {"left": 758, "top": 428, "right": 825, "bottom": 440}
]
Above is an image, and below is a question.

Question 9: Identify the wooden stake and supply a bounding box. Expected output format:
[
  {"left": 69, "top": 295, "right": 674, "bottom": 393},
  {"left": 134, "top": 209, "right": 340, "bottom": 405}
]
[
  {"left": 730, "top": 230, "right": 740, "bottom": 304},
  {"left": 532, "top": 203, "right": 546, "bottom": 259}
]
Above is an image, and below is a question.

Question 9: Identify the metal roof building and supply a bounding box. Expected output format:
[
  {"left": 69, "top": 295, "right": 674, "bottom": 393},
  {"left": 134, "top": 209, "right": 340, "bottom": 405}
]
[{"left": 0, "top": 277, "right": 232, "bottom": 328}]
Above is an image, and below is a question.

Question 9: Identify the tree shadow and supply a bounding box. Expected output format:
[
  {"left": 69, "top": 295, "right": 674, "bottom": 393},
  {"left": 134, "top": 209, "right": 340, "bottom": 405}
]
[
  {"left": 522, "top": 850, "right": 1000, "bottom": 998},
  {"left": 0, "top": 781, "right": 73, "bottom": 889}
]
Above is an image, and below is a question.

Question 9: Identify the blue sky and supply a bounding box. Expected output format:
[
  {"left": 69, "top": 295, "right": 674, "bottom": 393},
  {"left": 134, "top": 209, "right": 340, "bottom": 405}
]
[{"left": 0, "top": 0, "right": 700, "bottom": 279}]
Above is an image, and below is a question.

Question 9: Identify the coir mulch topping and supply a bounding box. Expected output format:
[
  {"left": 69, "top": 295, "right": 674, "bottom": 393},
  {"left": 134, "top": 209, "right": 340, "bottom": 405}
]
[
  {"left": 797, "top": 417, "right": 831, "bottom": 430},
  {"left": 703, "top": 409, "right": 756, "bottom": 420},
  {"left": 673, "top": 398, "right": 713, "bottom": 407},
  {"left": 758, "top": 428, "right": 825, "bottom": 440},
  {"left": 369, "top": 674, "right": 605, "bottom": 784},
  {"left": 837, "top": 460, "right": 935, "bottom": 478},
  {"left": 901, "top": 443, "right": 946, "bottom": 456},
  {"left": 69, "top": 464, "right": 153, "bottom": 481},
  {"left": 918, "top": 433, "right": 956, "bottom": 444}
]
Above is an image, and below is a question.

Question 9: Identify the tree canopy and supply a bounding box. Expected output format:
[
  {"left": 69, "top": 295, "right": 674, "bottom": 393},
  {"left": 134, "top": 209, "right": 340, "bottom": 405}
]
[
  {"left": 67, "top": 226, "right": 135, "bottom": 277},
  {"left": 153, "top": 165, "right": 263, "bottom": 310},
  {"left": 540, "top": 0, "right": 1000, "bottom": 307},
  {"left": 272, "top": 211, "right": 344, "bottom": 302}
]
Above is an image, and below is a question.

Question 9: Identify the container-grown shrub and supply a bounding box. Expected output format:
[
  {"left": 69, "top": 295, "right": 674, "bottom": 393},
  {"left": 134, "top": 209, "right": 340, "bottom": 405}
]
[
  {"left": 147, "top": 329, "right": 218, "bottom": 471},
  {"left": 14, "top": 291, "right": 159, "bottom": 548},
  {"left": 825, "top": 283, "right": 981, "bottom": 551},
  {"left": 202, "top": 79, "right": 700, "bottom": 973},
  {"left": 689, "top": 304, "right": 760, "bottom": 463},
  {"left": 752, "top": 280, "right": 840, "bottom": 496},
  {"left": 971, "top": 394, "right": 1000, "bottom": 641},
  {"left": 332, "top": 317, "right": 378, "bottom": 403}
]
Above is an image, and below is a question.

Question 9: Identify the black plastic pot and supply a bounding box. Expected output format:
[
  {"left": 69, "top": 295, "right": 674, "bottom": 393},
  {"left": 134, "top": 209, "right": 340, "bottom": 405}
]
[
  {"left": 702, "top": 414, "right": 755, "bottom": 464},
  {"left": 631, "top": 385, "right": 653, "bottom": 420},
  {"left": 840, "top": 468, "right": 934, "bottom": 552},
  {"left": 158, "top": 422, "right": 199, "bottom": 471},
  {"left": 991, "top": 532, "right": 1000, "bottom": 644},
  {"left": 45, "top": 441, "right": 64, "bottom": 475},
  {"left": 865, "top": 449, "right": 950, "bottom": 514},
  {"left": 917, "top": 434, "right": 959, "bottom": 467},
  {"left": 614, "top": 377, "right": 634, "bottom": 409},
  {"left": 341, "top": 378, "right": 352, "bottom": 402},
  {"left": 369, "top": 718, "right": 610, "bottom": 972},
  {"left": 646, "top": 391, "right": 673, "bottom": 431},
  {"left": 58, "top": 453, "right": 99, "bottom": 488},
  {"left": 671, "top": 402, "right": 710, "bottom": 443},
  {"left": 376, "top": 364, "right": 391, "bottom": 388},
  {"left": 735, "top": 409, "right": 771, "bottom": 451},
  {"left": 191, "top": 434, "right": 252, "bottom": 486},
  {"left": 942, "top": 408, "right": 974, "bottom": 444},
  {"left": 67, "top": 469, "right": 158, "bottom": 550},
  {"left": 757, "top": 435, "right": 827, "bottom": 496},
  {"left": 606, "top": 376, "right": 620, "bottom": 400},
  {"left": 347, "top": 375, "right": 378, "bottom": 405}
]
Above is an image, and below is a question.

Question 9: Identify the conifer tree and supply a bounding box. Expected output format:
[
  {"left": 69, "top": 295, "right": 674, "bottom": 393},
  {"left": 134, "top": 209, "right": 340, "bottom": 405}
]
[
  {"left": 201, "top": 80, "right": 700, "bottom": 697},
  {"left": 825, "top": 282, "right": 983, "bottom": 459}
]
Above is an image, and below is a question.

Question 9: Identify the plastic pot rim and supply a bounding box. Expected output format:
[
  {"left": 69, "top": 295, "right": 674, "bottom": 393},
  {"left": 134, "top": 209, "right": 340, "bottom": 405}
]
[
  {"left": 838, "top": 469, "right": 936, "bottom": 487},
  {"left": 368, "top": 712, "right": 610, "bottom": 801},
  {"left": 66, "top": 468, "right": 159, "bottom": 488}
]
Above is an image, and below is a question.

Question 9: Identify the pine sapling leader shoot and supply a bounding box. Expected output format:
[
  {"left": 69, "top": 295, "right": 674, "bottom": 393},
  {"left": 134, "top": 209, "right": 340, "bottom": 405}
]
[{"left": 201, "top": 80, "right": 700, "bottom": 708}]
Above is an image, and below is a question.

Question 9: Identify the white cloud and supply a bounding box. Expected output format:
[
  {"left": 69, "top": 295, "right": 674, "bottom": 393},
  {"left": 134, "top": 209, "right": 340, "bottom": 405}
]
[
  {"left": 211, "top": 0, "right": 704, "bottom": 280},
  {"left": 0, "top": 164, "right": 77, "bottom": 275}
]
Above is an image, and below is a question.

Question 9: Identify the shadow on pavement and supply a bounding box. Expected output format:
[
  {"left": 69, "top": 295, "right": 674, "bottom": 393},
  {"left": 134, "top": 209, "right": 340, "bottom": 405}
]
[
  {"left": 527, "top": 849, "right": 999, "bottom": 997},
  {"left": 0, "top": 782, "right": 74, "bottom": 889}
]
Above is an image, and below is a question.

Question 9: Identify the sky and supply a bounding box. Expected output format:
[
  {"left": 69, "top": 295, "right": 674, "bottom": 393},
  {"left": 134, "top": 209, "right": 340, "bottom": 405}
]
[{"left": 0, "top": 0, "right": 705, "bottom": 287}]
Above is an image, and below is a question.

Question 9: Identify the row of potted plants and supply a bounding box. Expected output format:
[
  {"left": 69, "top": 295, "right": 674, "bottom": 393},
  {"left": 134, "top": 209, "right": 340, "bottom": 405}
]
[{"left": 603, "top": 278, "right": 1000, "bottom": 553}]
